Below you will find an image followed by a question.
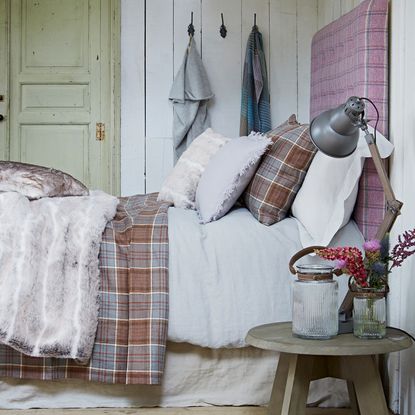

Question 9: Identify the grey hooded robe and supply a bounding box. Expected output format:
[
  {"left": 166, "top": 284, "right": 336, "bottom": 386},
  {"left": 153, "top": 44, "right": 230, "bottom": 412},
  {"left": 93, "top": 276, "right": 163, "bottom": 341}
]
[{"left": 169, "top": 38, "right": 214, "bottom": 160}]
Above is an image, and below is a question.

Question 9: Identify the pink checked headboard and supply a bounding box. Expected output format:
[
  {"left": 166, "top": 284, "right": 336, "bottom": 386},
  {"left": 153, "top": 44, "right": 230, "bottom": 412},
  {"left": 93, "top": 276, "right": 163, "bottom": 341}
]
[{"left": 310, "top": 0, "right": 389, "bottom": 240}]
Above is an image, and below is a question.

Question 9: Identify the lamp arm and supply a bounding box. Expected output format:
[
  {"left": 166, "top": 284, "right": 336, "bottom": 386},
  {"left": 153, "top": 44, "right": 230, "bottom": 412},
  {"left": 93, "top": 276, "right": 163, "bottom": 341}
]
[
  {"left": 364, "top": 133, "right": 403, "bottom": 239},
  {"left": 338, "top": 131, "right": 403, "bottom": 315}
]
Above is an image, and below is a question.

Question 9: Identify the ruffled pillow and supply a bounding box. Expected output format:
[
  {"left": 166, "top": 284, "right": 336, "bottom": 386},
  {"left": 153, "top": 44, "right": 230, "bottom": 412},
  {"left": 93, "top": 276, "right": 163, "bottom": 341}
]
[{"left": 196, "top": 133, "right": 271, "bottom": 224}]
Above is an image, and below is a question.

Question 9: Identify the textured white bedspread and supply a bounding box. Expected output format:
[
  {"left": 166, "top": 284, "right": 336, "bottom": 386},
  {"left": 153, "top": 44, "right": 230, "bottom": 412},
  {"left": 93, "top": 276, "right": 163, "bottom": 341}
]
[{"left": 167, "top": 207, "right": 364, "bottom": 348}]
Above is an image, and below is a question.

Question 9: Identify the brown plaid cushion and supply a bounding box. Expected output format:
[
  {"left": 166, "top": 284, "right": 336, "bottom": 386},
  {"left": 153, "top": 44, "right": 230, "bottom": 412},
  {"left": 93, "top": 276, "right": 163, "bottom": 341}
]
[
  {"left": 244, "top": 121, "right": 317, "bottom": 225},
  {"left": 266, "top": 114, "right": 300, "bottom": 142}
]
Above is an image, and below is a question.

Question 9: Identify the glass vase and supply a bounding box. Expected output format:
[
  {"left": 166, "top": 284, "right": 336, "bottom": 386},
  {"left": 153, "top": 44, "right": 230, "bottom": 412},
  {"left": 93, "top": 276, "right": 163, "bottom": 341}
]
[{"left": 353, "top": 291, "right": 386, "bottom": 339}]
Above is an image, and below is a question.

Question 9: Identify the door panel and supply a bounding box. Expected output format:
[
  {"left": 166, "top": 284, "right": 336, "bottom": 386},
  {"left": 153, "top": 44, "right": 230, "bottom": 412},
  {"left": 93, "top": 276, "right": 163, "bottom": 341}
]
[
  {"left": 20, "top": 125, "right": 87, "bottom": 180},
  {"left": 7, "top": 0, "right": 119, "bottom": 193},
  {"left": 23, "top": 0, "right": 88, "bottom": 70},
  {"left": 21, "top": 84, "right": 89, "bottom": 111}
]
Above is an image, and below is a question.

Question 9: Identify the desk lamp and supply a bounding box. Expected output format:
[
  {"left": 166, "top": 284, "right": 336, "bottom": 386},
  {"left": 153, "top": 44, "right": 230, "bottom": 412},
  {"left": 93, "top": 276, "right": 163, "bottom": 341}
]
[{"left": 309, "top": 96, "right": 403, "bottom": 328}]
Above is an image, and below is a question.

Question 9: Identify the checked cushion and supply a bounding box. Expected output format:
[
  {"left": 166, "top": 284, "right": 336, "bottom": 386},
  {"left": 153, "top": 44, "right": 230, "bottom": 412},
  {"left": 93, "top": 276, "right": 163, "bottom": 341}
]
[{"left": 244, "top": 120, "right": 316, "bottom": 225}]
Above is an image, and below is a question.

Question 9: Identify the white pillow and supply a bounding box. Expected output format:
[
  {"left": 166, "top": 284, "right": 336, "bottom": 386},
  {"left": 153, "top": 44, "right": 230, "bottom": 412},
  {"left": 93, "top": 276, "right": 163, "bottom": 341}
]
[
  {"left": 196, "top": 134, "right": 271, "bottom": 224},
  {"left": 291, "top": 127, "right": 394, "bottom": 247},
  {"left": 158, "top": 128, "right": 230, "bottom": 209}
]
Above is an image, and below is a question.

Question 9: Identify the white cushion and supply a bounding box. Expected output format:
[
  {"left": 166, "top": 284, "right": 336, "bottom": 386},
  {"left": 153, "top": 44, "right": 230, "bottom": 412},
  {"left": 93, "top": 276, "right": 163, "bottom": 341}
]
[
  {"left": 158, "top": 128, "right": 230, "bottom": 209},
  {"left": 291, "top": 126, "right": 394, "bottom": 247},
  {"left": 196, "top": 134, "right": 271, "bottom": 224}
]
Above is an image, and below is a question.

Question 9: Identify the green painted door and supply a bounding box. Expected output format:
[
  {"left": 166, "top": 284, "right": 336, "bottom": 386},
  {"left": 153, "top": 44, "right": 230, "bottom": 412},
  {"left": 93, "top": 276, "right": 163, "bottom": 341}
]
[{"left": 5, "top": 0, "right": 119, "bottom": 194}]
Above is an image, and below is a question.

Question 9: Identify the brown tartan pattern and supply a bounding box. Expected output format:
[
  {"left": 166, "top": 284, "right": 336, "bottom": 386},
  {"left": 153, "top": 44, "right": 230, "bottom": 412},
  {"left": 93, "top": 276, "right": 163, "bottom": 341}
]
[
  {"left": 0, "top": 193, "right": 171, "bottom": 385},
  {"left": 266, "top": 114, "right": 300, "bottom": 143},
  {"left": 244, "top": 123, "right": 316, "bottom": 225}
]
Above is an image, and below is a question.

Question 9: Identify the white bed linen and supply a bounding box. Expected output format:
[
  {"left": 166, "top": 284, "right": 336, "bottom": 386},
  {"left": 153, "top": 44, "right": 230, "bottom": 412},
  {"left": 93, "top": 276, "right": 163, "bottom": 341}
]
[
  {"left": 0, "top": 342, "right": 349, "bottom": 409},
  {"left": 167, "top": 207, "right": 365, "bottom": 348}
]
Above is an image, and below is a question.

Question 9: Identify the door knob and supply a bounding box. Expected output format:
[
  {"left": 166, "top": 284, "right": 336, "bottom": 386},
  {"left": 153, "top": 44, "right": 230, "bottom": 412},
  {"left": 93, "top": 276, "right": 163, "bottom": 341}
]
[{"left": 0, "top": 115, "right": 4, "bottom": 121}]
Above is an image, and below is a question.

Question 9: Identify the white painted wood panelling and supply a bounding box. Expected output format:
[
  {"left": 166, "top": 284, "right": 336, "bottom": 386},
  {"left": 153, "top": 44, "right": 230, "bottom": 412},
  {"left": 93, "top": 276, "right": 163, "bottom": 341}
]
[
  {"left": 317, "top": 0, "right": 362, "bottom": 30},
  {"left": 121, "top": 0, "right": 145, "bottom": 195},
  {"left": 202, "top": 0, "right": 242, "bottom": 137},
  {"left": 145, "top": 0, "right": 174, "bottom": 192},
  {"left": 146, "top": 0, "right": 174, "bottom": 139},
  {"left": 269, "top": 1, "right": 297, "bottom": 127},
  {"left": 297, "top": 0, "right": 318, "bottom": 122},
  {"left": 388, "top": 1, "right": 415, "bottom": 414},
  {"left": 141, "top": 0, "right": 318, "bottom": 193}
]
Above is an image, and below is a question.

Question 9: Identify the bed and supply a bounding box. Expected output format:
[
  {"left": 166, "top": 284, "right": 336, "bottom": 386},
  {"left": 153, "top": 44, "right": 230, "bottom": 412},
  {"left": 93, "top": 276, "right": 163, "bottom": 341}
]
[{"left": 0, "top": 0, "right": 388, "bottom": 409}]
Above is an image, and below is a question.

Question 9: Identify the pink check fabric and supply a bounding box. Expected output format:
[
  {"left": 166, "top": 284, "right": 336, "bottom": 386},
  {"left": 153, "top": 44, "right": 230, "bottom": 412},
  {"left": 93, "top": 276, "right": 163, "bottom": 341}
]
[
  {"left": 0, "top": 194, "right": 170, "bottom": 384},
  {"left": 310, "top": 0, "right": 389, "bottom": 240}
]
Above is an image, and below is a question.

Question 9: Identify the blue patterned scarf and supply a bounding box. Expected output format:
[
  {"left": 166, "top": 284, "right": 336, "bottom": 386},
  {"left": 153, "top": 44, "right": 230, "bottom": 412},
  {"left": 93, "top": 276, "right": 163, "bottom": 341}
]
[{"left": 240, "top": 28, "right": 272, "bottom": 135}]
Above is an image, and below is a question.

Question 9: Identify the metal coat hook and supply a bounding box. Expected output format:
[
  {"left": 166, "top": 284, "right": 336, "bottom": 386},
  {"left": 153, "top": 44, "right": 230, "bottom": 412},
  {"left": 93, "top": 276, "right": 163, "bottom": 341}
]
[
  {"left": 188, "top": 12, "right": 195, "bottom": 37},
  {"left": 253, "top": 13, "right": 258, "bottom": 31},
  {"left": 220, "top": 13, "right": 227, "bottom": 38}
]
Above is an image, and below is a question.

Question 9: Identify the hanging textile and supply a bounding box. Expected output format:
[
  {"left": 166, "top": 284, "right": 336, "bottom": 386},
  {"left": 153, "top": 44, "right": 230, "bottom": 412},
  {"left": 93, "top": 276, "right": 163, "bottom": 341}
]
[
  {"left": 169, "top": 38, "right": 214, "bottom": 160},
  {"left": 240, "top": 27, "right": 272, "bottom": 135}
]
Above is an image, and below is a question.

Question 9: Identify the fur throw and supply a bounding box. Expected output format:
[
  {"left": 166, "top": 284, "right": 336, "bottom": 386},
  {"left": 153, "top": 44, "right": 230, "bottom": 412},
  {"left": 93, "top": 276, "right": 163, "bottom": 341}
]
[{"left": 0, "top": 190, "right": 118, "bottom": 361}]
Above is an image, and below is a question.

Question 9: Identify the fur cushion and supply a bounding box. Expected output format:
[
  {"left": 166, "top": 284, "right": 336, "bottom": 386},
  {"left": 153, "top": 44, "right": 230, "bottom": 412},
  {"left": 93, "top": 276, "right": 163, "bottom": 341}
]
[
  {"left": 0, "top": 161, "right": 89, "bottom": 199},
  {"left": 158, "top": 128, "right": 230, "bottom": 209}
]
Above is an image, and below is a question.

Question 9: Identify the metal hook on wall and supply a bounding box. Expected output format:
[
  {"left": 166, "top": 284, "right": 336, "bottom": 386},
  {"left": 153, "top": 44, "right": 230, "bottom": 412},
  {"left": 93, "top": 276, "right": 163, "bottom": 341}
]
[
  {"left": 188, "top": 11, "right": 195, "bottom": 37},
  {"left": 253, "top": 13, "right": 258, "bottom": 31},
  {"left": 220, "top": 13, "right": 227, "bottom": 38}
]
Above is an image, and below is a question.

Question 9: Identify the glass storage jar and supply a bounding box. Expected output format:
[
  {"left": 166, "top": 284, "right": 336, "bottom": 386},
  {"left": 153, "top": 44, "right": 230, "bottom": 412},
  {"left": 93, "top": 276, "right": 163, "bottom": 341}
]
[
  {"left": 353, "top": 290, "right": 387, "bottom": 339},
  {"left": 289, "top": 247, "right": 340, "bottom": 340}
]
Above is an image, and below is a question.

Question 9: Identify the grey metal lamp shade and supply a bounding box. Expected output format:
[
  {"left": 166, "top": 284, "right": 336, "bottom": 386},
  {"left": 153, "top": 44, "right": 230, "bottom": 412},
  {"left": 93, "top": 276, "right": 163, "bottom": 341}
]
[{"left": 309, "top": 97, "right": 363, "bottom": 158}]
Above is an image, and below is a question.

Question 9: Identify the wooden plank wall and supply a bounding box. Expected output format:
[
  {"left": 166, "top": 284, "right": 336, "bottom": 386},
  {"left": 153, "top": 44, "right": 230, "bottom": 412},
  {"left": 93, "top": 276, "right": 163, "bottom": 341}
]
[
  {"left": 317, "top": 0, "right": 362, "bottom": 29},
  {"left": 142, "top": 0, "right": 318, "bottom": 193},
  {"left": 388, "top": 1, "right": 415, "bottom": 414}
]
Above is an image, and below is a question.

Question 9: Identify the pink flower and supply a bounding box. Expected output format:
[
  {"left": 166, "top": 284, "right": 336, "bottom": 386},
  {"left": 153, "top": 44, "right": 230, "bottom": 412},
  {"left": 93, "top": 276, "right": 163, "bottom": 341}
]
[
  {"left": 335, "top": 259, "right": 347, "bottom": 270},
  {"left": 315, "top": 246, "right": 368, "bottom": 288},
  {"left": 363, "top": 239, "right": 381, "bottom": 253}
]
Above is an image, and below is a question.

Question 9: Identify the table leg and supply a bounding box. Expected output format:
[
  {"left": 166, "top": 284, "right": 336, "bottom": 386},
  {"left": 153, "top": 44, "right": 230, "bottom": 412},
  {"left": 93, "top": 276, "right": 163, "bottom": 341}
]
[
  {"left": 338, "top": 355, "right": 389, "bottom": 415},
  {"left": 268, "top": 353, "right": 291, "bottom": 414},
  {"left": 281, "top": 354, "right": 314, "bottom": 415},
  {"left": 347, "top": 380, "right": 360, "bottom": 415},
  {"left": 268, "top": 353, "right": 314, "bottom": 415}
]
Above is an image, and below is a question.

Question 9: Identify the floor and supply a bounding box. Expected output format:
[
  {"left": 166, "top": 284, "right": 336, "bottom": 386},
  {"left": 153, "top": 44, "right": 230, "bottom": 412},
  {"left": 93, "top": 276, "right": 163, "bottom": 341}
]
[{"left": 0, "top": 408, "right": 355, "bottom": 415}]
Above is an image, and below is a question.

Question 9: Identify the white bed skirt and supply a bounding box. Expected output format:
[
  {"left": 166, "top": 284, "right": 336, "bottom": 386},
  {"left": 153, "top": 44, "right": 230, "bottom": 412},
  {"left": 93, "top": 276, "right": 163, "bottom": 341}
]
[{"left": 0, "top": 342, "right": 349, "bottom": 410}]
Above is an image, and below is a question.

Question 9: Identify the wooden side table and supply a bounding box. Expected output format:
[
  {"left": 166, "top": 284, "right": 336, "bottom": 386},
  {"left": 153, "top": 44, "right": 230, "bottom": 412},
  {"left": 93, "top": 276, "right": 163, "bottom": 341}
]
[{"left": 246, "top": 322, "right": 412, "bottom": 415}]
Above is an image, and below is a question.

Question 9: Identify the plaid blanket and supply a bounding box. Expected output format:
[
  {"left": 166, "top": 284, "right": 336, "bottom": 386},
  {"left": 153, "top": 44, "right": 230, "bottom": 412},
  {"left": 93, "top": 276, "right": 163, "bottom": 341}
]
[{"left": 0, "top": 193, "right": 170, "bottom": 385}]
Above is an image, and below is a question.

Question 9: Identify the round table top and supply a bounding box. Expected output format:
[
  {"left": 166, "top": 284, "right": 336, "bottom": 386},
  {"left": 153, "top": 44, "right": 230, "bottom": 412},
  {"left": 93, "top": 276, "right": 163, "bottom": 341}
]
[{"left": 245, "top": 322, "right": 413, "bottom": 356}]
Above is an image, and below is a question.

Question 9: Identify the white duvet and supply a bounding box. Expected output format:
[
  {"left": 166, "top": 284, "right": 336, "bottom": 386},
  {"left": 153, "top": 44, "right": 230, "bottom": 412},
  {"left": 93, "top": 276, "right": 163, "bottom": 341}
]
[{"left": 167, "top": 206, "right": 364, "bottom": 348}]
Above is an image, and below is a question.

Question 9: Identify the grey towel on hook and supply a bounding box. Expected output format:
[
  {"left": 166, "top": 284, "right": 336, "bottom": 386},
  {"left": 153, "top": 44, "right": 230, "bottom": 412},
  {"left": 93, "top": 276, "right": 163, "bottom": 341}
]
[{"left": 169, "top": 38, "right": 214, "bottom": 161}]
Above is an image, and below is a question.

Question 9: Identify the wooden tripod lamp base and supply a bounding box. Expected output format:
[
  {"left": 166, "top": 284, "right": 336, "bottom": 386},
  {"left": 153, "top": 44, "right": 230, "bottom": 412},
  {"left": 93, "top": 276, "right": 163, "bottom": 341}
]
[{"left": 338, "top": 130, "right": 403, "bottom": 317}]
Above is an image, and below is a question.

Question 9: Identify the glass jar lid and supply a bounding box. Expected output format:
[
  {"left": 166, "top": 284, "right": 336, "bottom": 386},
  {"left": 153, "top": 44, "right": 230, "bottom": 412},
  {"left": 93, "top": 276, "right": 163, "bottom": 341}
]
[
  {"left": 296, "top": 264, "right": 334, "bottom": 274},
  {"left": 295, "top": 264, "right": 334, "bottom": 281}
]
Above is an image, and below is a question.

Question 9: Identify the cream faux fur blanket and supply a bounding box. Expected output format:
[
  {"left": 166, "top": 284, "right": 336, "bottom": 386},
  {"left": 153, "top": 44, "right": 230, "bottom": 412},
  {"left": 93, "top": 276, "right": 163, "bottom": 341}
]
[{"left": 0, "top": 190, "right": 118, "bottom": 361}]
